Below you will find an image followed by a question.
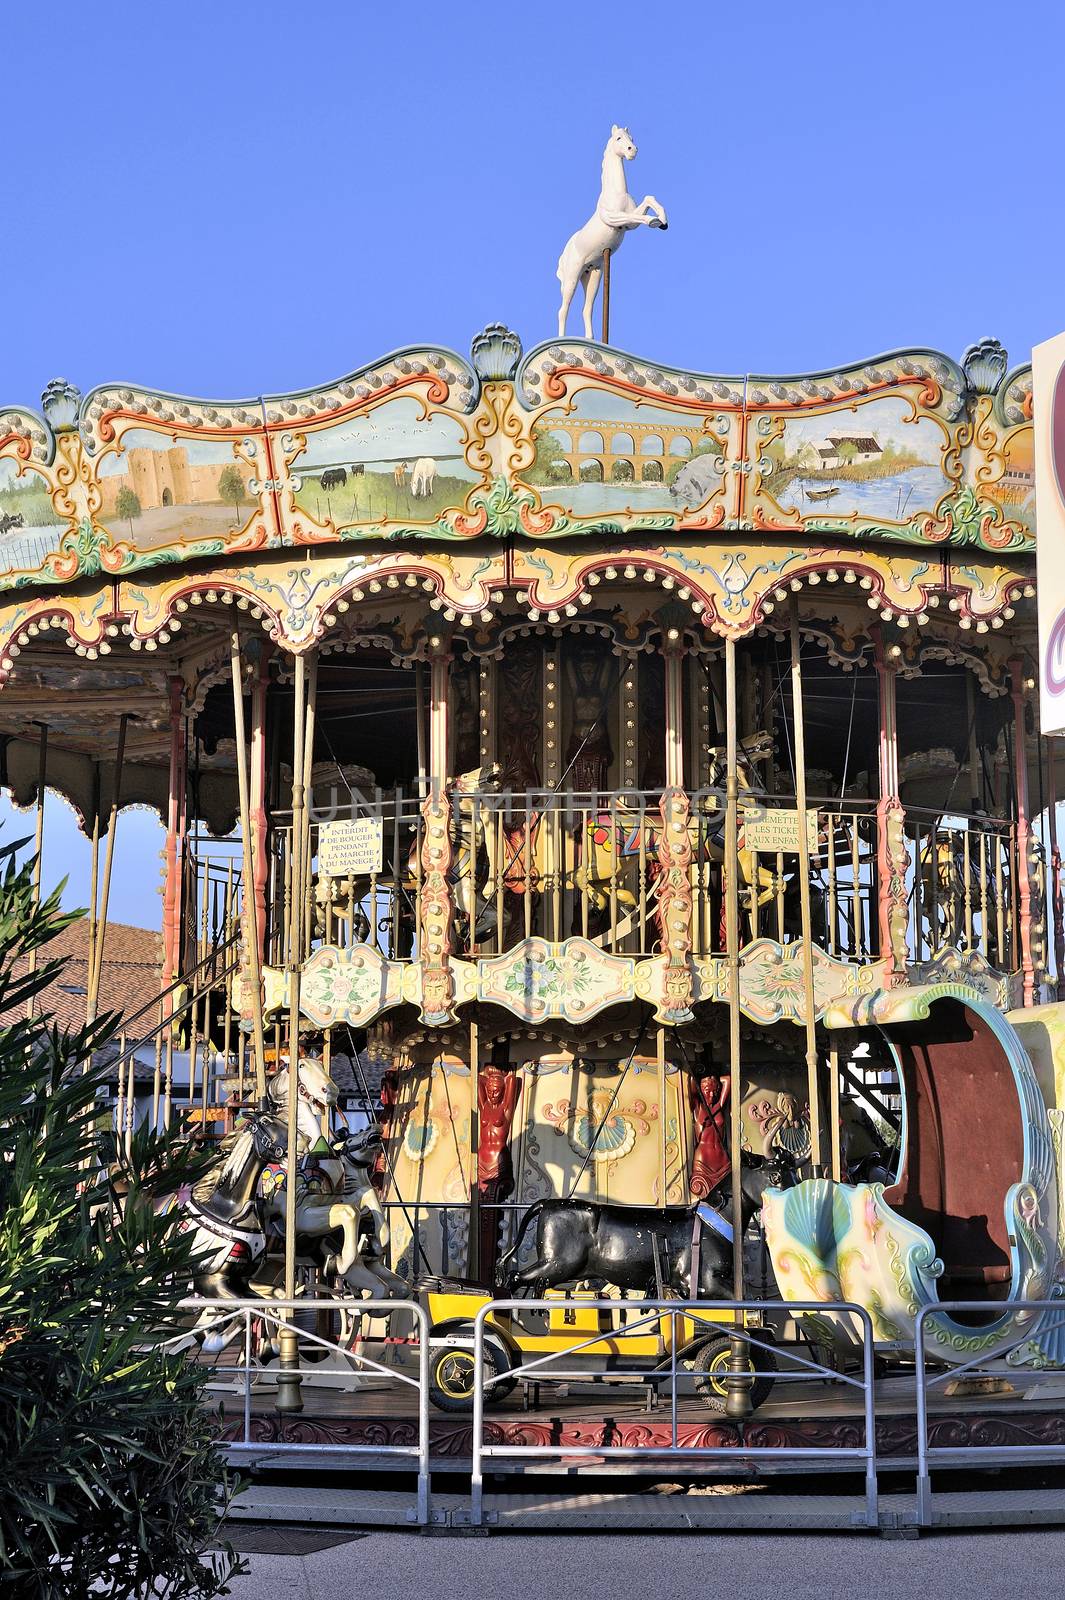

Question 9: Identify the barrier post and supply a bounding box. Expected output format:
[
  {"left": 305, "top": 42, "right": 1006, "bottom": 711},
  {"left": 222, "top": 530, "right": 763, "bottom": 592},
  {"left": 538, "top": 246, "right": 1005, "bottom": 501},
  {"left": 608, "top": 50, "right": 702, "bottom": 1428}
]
[
  {"left": 472, "top": 1309, "right": 487, "bottom": 1526},
  {"left": 417, "top": 1298, "right": 431, "bottom": 1526},
  {"left": 859, "top": 1306, "right": 878, "bottom": 1528},
  {"left": 914, "top": 1305, "right": 932, "bottom": 1526}
]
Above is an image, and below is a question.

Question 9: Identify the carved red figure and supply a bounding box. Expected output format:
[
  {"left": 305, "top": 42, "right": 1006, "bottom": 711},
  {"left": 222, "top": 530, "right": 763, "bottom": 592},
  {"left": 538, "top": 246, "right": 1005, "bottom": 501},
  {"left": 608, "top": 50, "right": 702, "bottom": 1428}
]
[
  {"left": 478, "top": 1064, "right": 521, "bottom": 1193},
  {"left": 476, "top": 1061, "right": 521, "bottom": 1284},
  {"left": 689, "top": 1071, "right": 731, "bottom": 1197}
]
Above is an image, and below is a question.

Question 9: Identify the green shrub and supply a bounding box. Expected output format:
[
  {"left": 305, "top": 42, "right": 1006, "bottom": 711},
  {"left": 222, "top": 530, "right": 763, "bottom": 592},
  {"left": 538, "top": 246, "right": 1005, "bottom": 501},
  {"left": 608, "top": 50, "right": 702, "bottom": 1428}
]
[{"left": 0, "top": 844, "right": 243, "bottom": 1598}]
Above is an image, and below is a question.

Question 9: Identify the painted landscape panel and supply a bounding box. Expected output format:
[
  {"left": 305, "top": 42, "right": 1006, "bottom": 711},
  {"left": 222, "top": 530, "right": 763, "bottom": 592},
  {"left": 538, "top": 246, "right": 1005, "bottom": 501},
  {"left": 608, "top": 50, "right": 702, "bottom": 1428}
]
[
  {"left": 96, "top": 430, "right": 257, "bottom": 549},
  {"left": 761, "top": 396, "right": 950, "bottom": 523},
  {"left": 288, "top": 397, "right": 478, "bottom": 531},
  {"left": 524, "top": 389, "right": 724, "bottom": 518},
  {"left": 0, "top": 458, "right": 64, "bottom": 574}
]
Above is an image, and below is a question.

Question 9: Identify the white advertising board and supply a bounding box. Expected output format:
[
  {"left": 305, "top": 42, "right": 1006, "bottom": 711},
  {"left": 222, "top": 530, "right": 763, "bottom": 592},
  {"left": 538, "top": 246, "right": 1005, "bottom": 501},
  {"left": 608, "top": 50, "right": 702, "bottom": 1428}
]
[{"left": 1034, "top": 329, "right": 1065, "bottom": 737}]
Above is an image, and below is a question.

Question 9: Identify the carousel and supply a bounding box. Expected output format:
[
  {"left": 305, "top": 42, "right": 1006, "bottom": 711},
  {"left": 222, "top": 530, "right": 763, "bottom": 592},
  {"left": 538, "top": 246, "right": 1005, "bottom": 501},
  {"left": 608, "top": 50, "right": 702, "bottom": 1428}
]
[{"left": 5, "top": 134, "right": 1065, "bottom": 1479}]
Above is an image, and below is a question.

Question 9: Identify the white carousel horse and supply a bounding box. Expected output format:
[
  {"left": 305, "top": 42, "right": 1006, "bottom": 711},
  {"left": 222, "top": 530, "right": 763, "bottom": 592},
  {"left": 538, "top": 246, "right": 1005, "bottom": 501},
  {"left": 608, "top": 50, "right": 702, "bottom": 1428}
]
[
  {"left": 257, "top": 1058, "right": 407, "bottom": 1299},
  {"left": 557, "top": 124, "right": 668, "bottom": 339}
]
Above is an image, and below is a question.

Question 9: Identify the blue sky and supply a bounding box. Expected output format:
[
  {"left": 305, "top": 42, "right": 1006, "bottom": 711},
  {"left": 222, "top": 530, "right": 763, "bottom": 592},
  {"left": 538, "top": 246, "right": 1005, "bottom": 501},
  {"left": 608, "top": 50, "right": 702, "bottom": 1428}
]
[{"left": 2, "top": 0, "right": 1063, "bottom": 925}]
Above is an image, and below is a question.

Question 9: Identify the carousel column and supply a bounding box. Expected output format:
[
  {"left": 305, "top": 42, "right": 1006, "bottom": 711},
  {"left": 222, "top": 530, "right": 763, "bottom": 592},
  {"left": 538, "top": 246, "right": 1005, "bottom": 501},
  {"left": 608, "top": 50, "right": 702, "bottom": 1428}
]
[
  {"left": 418, "top": 635, "right": 455, "bottom": 1025},
  {"left": 1047, "top": 746, "right": 1065, "bottom": 1001},
  {"left": 26, "top": 721, "right": 47, "bottom": 1018},
  {"left": 249, "top": 643, "right": 272, "bottom": 970},
  {"left": 789, "top": 601, "right": 824, "bottom": 1172},
  {"left": 229, "top": 633, "right": 268, "bottom": 1102},
  {"left": 87, "top": 714, "right": 128, "bottom": 1025},
  {"left": 1011, "top": 659, "right": 1037, "bottom": 1005},
  {"left": 161, "top": 677, "right": 187, "bottom": 991},
  {"left": 477, "top": 656, "right": 495, "bottom": 767},
  {"left": 278, "top": 647, "right": 316, "bottom": 1416},
  {"left": 873, "top": 629, "right": 909, "bottom": 985},
  {"left": 723, "top": 637, "right": 750, "bottom": 1420},
  {"left": 542, "top": 642, "right": 561, "bottom": 941},
  {"left": 656, "top": 628, "right": 694, "bottom": 1022}
]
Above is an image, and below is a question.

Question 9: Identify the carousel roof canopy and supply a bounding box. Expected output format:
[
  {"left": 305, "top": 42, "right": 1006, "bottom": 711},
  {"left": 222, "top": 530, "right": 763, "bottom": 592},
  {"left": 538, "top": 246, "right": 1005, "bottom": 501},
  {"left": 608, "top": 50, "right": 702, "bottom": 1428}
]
[{"left": 0, "top": 331, "right": 1034, "bottom": 601}]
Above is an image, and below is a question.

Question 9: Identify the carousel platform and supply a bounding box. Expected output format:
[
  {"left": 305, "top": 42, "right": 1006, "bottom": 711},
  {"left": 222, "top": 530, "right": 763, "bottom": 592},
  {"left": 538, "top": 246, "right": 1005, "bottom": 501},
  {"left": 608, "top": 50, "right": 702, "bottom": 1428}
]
[
  {"left": 225, "top": 1481, "right": 1065, "bottom": 1534},
  {"left": 214, "top": 1365, "right": 1065, "bottom": 1474}
]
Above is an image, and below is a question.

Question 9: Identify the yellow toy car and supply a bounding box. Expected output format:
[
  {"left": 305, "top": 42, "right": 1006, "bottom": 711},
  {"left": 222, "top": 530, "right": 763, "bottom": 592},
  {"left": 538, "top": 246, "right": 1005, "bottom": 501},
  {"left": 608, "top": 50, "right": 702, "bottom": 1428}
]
[{"left": 420, "top": 1282, "right": 775, "bottom": 1414}]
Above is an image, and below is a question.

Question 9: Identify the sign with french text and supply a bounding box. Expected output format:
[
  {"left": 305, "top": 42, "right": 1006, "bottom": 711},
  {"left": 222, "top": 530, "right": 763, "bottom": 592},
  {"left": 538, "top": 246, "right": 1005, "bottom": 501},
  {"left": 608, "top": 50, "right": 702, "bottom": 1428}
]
[
  {"left": 741, "top": 805, "right": 818, "bottom": 854},
  {"left": 318, "top": 817, "right": 384, "bottom": 877}
]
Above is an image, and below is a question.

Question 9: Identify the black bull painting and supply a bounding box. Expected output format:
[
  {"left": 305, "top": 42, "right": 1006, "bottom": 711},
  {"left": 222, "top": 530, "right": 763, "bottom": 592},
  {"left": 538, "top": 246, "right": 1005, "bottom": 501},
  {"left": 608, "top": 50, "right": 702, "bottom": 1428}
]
[{"left": 496, "top": 1155, "right": 792, "bottom": 1298}]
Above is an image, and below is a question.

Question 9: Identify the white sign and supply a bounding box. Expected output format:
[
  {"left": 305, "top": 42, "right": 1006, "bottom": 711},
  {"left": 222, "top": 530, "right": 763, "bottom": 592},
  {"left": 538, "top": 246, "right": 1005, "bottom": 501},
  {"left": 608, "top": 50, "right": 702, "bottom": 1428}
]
[
  {"left": 1034, "top": 330, "right": 1065, "bottom": 736},
  {"left": 318, "top": 818, "right": 384, "bottom": 877},
  {"left": 740, "top": 805, "right": 817, "bottom": 854}
]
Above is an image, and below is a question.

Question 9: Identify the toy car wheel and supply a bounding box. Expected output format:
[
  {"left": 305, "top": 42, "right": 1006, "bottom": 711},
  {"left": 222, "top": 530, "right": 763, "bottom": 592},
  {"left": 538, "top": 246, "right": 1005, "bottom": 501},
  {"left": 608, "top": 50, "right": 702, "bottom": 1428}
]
[
  {"left": 428, "top": 1324, "right": 516, "bottom": 1413},
  {"left": 693, "top": 1333, "right": 777, "bottom": 1412}
]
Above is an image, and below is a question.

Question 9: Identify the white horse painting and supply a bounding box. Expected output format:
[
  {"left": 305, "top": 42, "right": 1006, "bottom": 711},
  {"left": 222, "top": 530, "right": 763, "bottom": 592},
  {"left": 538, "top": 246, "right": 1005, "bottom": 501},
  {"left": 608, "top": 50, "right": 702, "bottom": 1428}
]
[
  {"left": 557, "top": 125, "right": 668, "bottom": 339},
  {"left": 410, "top": 457, "right": 436, "bottom": 497}
]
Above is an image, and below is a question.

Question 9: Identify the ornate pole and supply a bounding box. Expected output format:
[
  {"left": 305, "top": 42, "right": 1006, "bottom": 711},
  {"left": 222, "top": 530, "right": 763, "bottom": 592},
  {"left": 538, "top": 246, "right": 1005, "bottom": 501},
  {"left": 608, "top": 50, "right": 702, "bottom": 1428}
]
[
  {"left": 26, "top": 721, "right": 48, "bottom": 1019},
  {"left": 468, "top": 1015, "right": 480, "bottom": 1282},
  {"left": 1047, "top": 743, "right": 1065, "bottom": 1002},
  {"left": 601, "top": 248, "right": 611, "bottom": 344},
  {"left": 657, "top": 627, "right": 694, "bottom": 1021},
  {"left": 419, "top": 634, "right": 455, "bottom": 1024},
  {"left": 249, "top": 644, "right": 271, "bottom": 968},
  {"left": 1011, "top": 659, "right": 1036, "bottom": 1006},
  {"left": 723, "top": 637, "right": 750, "bottom": 1420},
  {"left": 278, "top": 647, "right": 314, "bottom": 1415},
  {"left": 87, "top": 714, "right": 128, "bottom": 1024},
  {"left": 873, "top": 628, "right": 908, "bottom": 985},
  {"left": 285, "top": 649, "right": 308, "bottom": 1290},
  {"left": 85, "top": 770, "right": 101, "bottom": 1032},
  {"left": 162, "top": 678, "right": 186, "bottom": 990},
  {"left": 229, "top": 632, "right": 268, "bottom": 1102},
  {"left": 790, "top": 600, "right": 823, "bottom": 1170}
]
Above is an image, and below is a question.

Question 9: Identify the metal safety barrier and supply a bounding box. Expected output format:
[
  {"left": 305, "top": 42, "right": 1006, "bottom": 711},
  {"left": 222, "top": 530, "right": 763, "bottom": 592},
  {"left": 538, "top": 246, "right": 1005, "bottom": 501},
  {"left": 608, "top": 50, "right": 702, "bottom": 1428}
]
[
  {"left": 173, "top": 1297, "right": 431, "bottom": 1525},
  {"left": 915, "top": 1298, "right": 1065, "bottom": 1527},
  {"left": 471, "top": 1298, "right": 879, "bottom": 1528}
]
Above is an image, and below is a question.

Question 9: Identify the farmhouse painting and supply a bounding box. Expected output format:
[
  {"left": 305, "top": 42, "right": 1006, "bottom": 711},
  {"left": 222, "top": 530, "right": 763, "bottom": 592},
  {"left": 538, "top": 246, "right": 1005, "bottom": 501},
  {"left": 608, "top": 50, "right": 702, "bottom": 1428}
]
[
  {"left": 523, "top": 390, "right": 725, "bottom": 518},
  {"left": 97, "top": 430, "right": 257, "bottom": 549},
  {"left": 761, "top": 396, "right": 950, "bottom": 523},
  {"left": 288, "top": 396, "right": 478, "bottom": 531},
  {"left": 0, "top": 457, "right": 64, "bottom": 574}
]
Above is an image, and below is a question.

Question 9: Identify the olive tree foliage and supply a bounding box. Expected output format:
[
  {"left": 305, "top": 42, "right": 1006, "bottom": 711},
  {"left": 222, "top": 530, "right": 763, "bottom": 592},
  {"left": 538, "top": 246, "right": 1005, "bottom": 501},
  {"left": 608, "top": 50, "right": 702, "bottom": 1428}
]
[{"left": 0, "top": 844, "right": 243, "bottom": 1598}]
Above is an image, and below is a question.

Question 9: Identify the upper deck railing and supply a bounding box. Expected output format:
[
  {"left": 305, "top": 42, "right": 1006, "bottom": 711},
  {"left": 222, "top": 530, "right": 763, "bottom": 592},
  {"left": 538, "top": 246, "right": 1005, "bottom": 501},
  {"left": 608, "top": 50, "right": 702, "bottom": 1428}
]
[{"left": 245, "top": 783, "right": 1040, "bottom": 977}]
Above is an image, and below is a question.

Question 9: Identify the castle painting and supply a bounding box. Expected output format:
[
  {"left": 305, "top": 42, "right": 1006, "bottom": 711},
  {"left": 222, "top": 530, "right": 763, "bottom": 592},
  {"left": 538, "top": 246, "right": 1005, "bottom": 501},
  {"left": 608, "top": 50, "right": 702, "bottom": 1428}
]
[{"left": 97, "top": 430, "right": 257, "bottom": 549}]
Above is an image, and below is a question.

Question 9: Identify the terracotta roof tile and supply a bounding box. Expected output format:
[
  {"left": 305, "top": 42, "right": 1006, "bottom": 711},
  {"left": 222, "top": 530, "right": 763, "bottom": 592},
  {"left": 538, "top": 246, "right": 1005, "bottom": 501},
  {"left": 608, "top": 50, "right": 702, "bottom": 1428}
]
[{"left": 0, "top": 919, "right": 163, "bottom": 1035}]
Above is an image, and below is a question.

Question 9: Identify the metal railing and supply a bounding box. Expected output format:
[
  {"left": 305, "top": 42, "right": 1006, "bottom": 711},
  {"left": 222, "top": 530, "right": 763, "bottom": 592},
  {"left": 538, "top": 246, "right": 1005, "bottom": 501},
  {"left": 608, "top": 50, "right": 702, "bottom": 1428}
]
[
  {"left": 915, "top": 1298, "right": 1065, "bottom": 1527},
  {"left": 906, "top": 810, "right": 1022, "bottom": 969},
  {"left": 471, "top": 1298, "right": 878, "bottom": 1527},
  {"left": 174, "top": 1296, "right": 430, "bottom": 1524},
  {"left": 257, "top": 785, "right": 1045, "bottom": 977}
]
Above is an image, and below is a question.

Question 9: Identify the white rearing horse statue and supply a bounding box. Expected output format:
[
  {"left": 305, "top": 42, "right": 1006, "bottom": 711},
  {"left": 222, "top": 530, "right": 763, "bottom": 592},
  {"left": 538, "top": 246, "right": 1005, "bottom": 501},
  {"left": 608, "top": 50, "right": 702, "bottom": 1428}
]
[{"left": 557, "top": 125, "right": 668, "bottom": 339}]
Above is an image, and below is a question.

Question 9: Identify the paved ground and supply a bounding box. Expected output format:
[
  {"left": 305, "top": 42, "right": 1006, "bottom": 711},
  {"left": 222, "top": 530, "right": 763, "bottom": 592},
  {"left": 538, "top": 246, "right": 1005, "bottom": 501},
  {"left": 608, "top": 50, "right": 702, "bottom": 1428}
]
[{"left": 220, "top": 1525, "right": 1065, "bottom": 1599}]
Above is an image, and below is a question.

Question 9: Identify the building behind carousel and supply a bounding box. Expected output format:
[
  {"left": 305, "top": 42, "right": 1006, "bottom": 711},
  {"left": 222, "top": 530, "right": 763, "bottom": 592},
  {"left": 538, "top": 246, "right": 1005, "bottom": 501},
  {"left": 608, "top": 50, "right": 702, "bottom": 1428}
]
[{"left": 4, "top": 311, "right": 1065, "bottom": 1368}]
